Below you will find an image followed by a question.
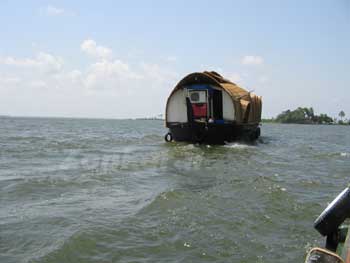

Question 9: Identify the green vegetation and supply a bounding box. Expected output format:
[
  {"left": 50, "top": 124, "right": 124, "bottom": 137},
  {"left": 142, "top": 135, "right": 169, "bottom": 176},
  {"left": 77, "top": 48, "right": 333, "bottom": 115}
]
[
  {"left": 261, "top": 118, "right": 276, "bottom": 123},
  {"left": 262, "top": 107, "right": 349, "bottom": 125},
  {"left": 338, "top": 110, "right": 346, "bottom": 125}
]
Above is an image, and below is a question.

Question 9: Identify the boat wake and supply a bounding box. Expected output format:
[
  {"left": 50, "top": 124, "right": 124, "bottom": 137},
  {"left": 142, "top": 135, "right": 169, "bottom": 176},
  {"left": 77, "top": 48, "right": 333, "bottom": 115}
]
[
  {"left": 340, "top": 152, "right": 349, "bottom": 157},
  {"left": 223, "top": 142, "right": 256, "bottom": 149}
]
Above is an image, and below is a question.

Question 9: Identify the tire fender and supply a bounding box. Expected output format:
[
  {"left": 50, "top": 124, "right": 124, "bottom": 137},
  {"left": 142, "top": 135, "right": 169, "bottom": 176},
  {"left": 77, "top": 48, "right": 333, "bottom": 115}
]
[{"left": 164, "top": 132, "right": 173, "bottom": 142}]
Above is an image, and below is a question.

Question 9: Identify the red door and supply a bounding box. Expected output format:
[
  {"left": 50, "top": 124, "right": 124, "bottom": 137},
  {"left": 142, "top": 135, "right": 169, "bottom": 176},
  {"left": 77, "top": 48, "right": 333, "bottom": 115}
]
[{"left": 192, "top": 103, "right": 207, "bottom": 118}]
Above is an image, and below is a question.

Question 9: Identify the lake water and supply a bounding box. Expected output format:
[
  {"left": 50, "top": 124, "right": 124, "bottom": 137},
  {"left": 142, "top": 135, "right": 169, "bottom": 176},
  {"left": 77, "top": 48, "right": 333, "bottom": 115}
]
[{"left": 1, "top": 117, "right": 349, "bottom": 262}]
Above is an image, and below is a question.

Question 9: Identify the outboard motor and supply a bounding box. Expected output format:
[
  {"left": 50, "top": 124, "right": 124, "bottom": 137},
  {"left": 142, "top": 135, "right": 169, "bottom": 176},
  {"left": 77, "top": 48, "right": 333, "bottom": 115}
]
[{"left": 305, "top": 187, "right": 350, "bottom": 263}]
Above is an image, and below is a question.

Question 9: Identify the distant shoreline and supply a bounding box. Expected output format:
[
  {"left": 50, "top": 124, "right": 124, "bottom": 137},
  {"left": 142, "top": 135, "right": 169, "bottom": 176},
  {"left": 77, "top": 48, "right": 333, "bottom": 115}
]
[
  {"left": 262, "top": 107, "right": 349, "bottom": 126},
  {"left": 261, "top": 120, "right": 348, "bottom": 126},
  {"left": 0, "top": 115, "right": 165, "bottom": 121},
  {"left": 1, "top": 113, "right": 348, "bottom": 125}
]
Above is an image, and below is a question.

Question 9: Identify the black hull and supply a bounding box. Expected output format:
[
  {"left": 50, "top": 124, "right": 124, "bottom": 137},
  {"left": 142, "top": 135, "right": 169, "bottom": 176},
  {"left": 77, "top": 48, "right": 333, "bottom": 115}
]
[{"left": 166, "top": 122, "right": 260, "bottom": 144}]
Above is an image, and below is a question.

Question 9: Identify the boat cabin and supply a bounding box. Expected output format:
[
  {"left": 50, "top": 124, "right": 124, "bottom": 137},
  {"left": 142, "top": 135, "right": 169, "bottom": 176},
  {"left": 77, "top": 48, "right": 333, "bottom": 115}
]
[{"left": 167, "top": 83, "right": 236, "bottom": 124}]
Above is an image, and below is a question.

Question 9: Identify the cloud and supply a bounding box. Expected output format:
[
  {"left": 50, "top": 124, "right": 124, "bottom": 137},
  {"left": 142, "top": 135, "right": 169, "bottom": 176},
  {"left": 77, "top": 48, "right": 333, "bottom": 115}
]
[
  {"left": 227, "top": 73, "right": 242, "bottom": 83},
  {"left": 241, "top": 55, "right": 264, "bottom": 65},
  {"left": 139, "top": 62, "right": 178, "bottom": 85},
  {"left": 29, "top": 80, "right": 48, "bottom": 89},
  {"left": 199, "top": 64, "right": 223, "bottom": 73},
  {"left": 82, "top": 60, "right": 178, "bottom": 94},
  {"left": 0, "top": 74, "right": 21, "bottom": 87},
  {"left": 84, "top": 60, "right": 140, "bottom": 91},
  {"left": 165, "top": 56, "right": 177, "bottom": 62},
  {"left": 81, "top": 39, "right": 113, "bottom": 60},
  {"left": 41, "top": 5, "right": 75, "bottom": 16},
  {"left": 46, "top": 5, "right": 65, "bottom": 16},
  {"left": 258, "top": 75, "right": 269, "bottom": 83},
  {"left": 0, "top": 52, "right": 64, "bottom": 73},
  {"left": 0, "top": 41, "right": 179, "bottom": 117}
]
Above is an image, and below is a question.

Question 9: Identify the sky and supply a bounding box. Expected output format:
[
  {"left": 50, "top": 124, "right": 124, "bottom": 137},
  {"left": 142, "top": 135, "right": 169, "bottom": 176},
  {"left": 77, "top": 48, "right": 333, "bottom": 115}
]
[{"left": 0, "top": 0, "right": 349, "bottom": 119}]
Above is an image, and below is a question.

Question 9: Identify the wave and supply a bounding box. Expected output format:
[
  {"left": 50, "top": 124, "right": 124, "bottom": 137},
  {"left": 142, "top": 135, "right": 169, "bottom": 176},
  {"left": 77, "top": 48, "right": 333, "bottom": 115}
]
[{"left": 223, "top": 142, "right": 256, "bottom": 149}]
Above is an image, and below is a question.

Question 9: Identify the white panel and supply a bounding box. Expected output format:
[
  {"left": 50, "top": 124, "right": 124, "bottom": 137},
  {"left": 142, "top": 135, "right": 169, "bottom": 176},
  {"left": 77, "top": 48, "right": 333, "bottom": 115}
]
[
  {"left": 188, "top": 90, "right": 207, "bottom": 103},
  {"left": 167, "top": 89, "right": 188, "bottom": 123},
  {"left": 222, "top": 90, "right": 235, "bottom": 121}
]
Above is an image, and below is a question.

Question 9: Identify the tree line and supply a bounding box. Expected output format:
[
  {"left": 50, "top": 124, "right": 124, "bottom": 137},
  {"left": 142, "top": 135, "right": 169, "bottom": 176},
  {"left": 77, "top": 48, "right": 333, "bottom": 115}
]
[{"left": 263, "top": 107, "right": 349, "bottom": 125}]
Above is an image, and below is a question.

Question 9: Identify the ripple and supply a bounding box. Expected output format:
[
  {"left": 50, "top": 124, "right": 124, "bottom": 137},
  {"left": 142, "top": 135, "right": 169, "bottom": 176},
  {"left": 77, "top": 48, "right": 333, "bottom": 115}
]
[
  {"left": 1, "top": 120, "right": 350, "bottom": 263},
  {"left": 224, "top": 142, "right": 256, "bottom": 149}
]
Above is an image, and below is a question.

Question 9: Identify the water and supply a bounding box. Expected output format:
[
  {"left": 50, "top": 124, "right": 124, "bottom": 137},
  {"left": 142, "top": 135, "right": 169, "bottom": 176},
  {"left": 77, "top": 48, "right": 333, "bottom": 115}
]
[{"left": 1, "top": 117, "right": 349, "bottom": 263}]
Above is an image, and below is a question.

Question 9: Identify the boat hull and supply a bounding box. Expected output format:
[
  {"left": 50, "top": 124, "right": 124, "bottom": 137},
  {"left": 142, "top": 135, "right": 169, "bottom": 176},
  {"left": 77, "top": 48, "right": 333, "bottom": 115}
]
[{"left": 166, "top": 122, "right": 260, "bottom": 144}]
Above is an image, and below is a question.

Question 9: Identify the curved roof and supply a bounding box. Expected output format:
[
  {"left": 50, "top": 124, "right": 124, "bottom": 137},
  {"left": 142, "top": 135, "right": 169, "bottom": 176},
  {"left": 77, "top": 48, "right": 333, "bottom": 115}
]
[
  {"left": 172, "top": 71, "right": 249, "bottom": 100},
  {"left": 166, "top": 71, "right": 262, "bottom": 124}
]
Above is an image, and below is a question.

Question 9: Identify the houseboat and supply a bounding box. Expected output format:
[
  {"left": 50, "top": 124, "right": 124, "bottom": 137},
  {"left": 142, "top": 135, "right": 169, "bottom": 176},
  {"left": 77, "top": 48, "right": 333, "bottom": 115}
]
[{"left": 164, "top": 71, "right": 262, "bottom": 144}]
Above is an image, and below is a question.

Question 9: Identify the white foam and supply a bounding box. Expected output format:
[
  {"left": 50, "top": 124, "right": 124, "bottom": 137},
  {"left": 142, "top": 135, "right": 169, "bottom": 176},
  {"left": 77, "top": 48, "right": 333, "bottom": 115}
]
[
  {"left": 183, "top": 144, "right": 196, "bottom": 150},
  {"left": 224, "top": 142, "right": 254, "bottom": 149},
  {"left": 184, "top": 242, "right": 191, "bottom": 248}
]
